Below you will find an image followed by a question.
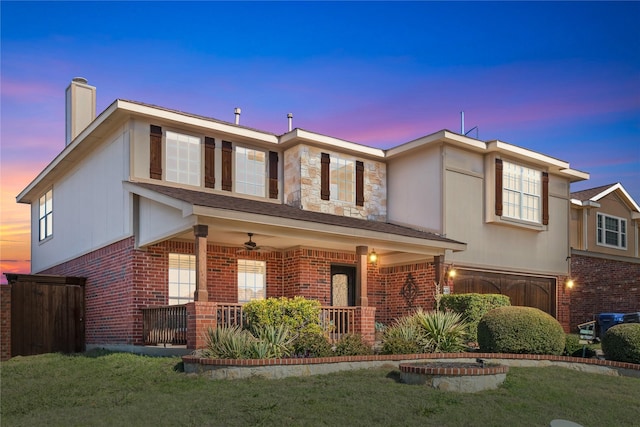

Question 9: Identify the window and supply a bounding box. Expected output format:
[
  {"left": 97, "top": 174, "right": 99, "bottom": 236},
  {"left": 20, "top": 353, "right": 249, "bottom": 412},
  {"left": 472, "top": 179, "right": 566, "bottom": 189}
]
[
  {"left": 165, "top": 131, "right": 201, "bottom": 186},
  {"left": 330, "top": 156, "right": 355, "bottom": 203},
  {"left": 235, "top": 146, "right": 266, "bottom": 196},
  {"left": 168, "top": 253, "right": 195, "bottom": 305},
  {"left": 597, "top": 213, "right": 627, "bottom": 249},
  {"left": 502, "top": 161, "right": 542, "bottom": 223},
  {"left": 39, "top": 189, "right": 53, "bottom": 241},
  {"left": 238, "top": 259, "right": 266, "bottom": 303}
]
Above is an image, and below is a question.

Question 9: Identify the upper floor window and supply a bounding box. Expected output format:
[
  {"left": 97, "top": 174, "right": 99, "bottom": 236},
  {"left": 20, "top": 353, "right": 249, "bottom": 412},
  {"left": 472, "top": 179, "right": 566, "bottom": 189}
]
[
  {"left": 502, "top": 161, "right": 542, "bottom": 223},
  {"left": 235, "top": 146, "right": 266, "bottom": 196},
  {"left": 165, "top": 131, "right": 201, "bottom": 186},
  {"left": 597, "top": 213, "right": 627, "bottom": 249},
  {"left": 168, "top": 253, "right": 195, "bottom": 305},
  {"left": 238, "top": 259, "right": 266, "bottom": 303},
  {"left": 330, "top": 155, "right": 355, "bottom": 203},
  {"left": 39, "top": 189, "right": 53, "bottom": 241}
]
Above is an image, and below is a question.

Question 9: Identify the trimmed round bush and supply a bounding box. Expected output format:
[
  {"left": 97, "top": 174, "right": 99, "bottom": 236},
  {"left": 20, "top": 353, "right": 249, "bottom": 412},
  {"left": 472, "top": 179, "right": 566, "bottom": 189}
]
[
  {"left": 477, "top": 306, "right": 565, "bottom": 355},
  {"left": 292, "top": 331, "right": 332, "bottom": 357},
  {"left": 334, "top": 333, "right": 373, "bottom": 356},
  {"left": 440, "top": 293, "right": 511, "bottom": 342},
  {"left": 602, "top": 323, "right": 640, "bottom": 364}
]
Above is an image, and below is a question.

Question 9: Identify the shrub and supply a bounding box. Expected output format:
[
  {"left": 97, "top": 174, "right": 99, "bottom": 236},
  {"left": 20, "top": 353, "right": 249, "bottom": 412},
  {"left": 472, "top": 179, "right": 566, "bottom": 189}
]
[
  {"left": 440, "top": 293, "right": 511, "bottom": 342},
  {"left": 602, "top": 323, "right": 640, "bottom": 364},
  {"left": 380, "top": 309, "right": 468, "bottom": 354},
  {"left": 380, "top": 317, "right": 422, "bottom": 355},
  {"left": 292, "top": 331, "right": 333, "bottom": 357},
  {"left": 252, "top": 324, "right": 293, "bottom": 358},
  {"left": 412, "top": 309, "right": 468, "bottom": 353},
  {"left": 201, "top": 325, "right": 254, "bottom": 359},
  {"left": 243, "top": 296, "right": 323, "bottom": 336},
  {"left": 334, "top": 334, "right": 373, "bottom": 356},
  {"left": 477, "top": 306, "right": 565, "bottom": 355}
]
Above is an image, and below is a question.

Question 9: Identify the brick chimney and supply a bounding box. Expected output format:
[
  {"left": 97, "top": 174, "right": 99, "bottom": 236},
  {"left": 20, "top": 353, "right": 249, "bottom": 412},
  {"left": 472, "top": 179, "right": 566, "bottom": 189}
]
[{"left": 65, "top": 77, "right": 96, "bottom": 146}]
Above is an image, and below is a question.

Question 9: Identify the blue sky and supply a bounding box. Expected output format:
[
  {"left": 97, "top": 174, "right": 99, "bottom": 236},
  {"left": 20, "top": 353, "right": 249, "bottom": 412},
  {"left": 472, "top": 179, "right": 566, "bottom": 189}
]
[{"left": 1, "top": 1, "right": 639, "bottom": 276}]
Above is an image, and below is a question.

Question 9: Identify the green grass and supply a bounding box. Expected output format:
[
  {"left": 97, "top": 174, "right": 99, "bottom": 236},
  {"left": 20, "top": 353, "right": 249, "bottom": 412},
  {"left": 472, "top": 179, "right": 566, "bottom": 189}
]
[{"left": 2, "top": 350, "right": 639, "bottom": 426}]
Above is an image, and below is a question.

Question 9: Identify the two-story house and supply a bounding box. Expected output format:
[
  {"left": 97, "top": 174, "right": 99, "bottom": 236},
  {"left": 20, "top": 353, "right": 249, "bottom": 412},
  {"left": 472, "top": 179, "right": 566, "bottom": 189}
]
[
  {"left": 15, "top": 78, "right": 588, "bottom": 352},
  {"left": 569, "top": 182, "right": 640, "bottom": 328}
]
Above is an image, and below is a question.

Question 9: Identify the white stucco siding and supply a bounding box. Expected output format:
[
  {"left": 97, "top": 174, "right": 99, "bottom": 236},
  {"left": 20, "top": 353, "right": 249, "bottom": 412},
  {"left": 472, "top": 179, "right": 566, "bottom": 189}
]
[
  {"left": 445, "top": 169, "right": 569, "bottom": 275},
  {"left": 31, "top": 127, "right": 132, "bottom": 272},
  {"left": 137, "top": 197, "right": 195, "bottom": 247},
  {"left": 387, "top": 145, "right": 442, "bottom": 233}
]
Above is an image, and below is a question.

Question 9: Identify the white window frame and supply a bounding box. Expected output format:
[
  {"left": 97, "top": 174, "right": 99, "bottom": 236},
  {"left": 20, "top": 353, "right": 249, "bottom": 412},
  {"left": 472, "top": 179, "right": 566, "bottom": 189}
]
[
  {"left": 330, "top": 155, "right": 355, "bottom": 203},
  {"left": 597, "top": 213, "right": 627, "bottom": 249},
  {"left": 502, "top": 161, "right": 542, "bottom": 223},
  {"left": 238, "top": 259, "right": 266, "bottom": 303},
  {"left": 39, "top": 189, "right": 53, "bottom": 241},
  {"left": 165, "top": 131, "right": 201, "bottom": 186},
  {"left": 235, "top": 146, "right": 266, "bottom": 196},
  {"left": 168, "top": 253, "right": 196, "bottom": 305}
]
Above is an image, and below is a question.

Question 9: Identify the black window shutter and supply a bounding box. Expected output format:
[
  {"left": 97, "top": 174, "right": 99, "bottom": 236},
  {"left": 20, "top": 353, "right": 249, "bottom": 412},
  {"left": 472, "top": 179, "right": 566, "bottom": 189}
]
[
  {"left": 149, "top": 125, "right": 162, "bottom": 180},
  {"left": 222, "top": 141, "right": 232, "bottom": 191},
  {"left": 321, "top": 153, "right": 330, "bottom": 200},
  {"left": 542, "top": 172, "right": 549, "bottom": 225},
  {"left": 269, "top": 151, "right": 278, "bottom": 199},
  {"left": 495, "top": 158, "right": 503, "bottom": 216},
  {"left": 204, "top": 137, "right": 215, "bottom": 189},
  {"left": 356, "top": 161, "right": 364, "bottom": 206}
]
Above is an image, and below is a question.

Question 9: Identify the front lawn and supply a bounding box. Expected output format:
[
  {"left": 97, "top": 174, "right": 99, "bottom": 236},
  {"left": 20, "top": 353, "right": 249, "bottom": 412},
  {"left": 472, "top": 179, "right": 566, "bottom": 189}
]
[{"left": 2, "top": 350, "right": 639, "bottom": 426}]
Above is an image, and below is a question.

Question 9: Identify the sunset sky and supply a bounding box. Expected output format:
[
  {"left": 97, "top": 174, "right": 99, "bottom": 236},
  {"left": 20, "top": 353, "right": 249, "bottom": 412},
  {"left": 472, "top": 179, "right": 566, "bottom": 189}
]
[{"left": 1, "top": 1, "right": 639, "bottom": 282}]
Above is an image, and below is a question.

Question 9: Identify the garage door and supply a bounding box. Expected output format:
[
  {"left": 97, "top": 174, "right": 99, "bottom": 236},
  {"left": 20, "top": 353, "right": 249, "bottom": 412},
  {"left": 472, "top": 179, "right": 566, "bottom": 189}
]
[{"left": 453, "top": 270, "right": 556, "bottom": 317}]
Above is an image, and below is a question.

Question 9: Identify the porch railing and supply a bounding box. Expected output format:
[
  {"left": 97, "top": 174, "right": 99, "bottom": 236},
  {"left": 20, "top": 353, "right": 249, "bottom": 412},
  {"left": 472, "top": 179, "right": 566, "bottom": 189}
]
[
  {"left": 142, "top": 303, "right": 357, "bottom": 346},
  {"left": 142, "top": 305, "right": 187, "bottom": 346},
  {"left": 320, "top": 307, "right": 356, "bottom": 341}
]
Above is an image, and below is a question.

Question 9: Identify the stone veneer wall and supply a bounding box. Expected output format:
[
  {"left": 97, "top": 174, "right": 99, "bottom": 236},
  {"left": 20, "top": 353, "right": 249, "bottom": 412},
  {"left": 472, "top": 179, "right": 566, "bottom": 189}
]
[
  {"left": 283, "top": 144, "right": 387, "bottom": 221},
  {"left": 570, "top": 253, "right": 640, "bottom": 330}
]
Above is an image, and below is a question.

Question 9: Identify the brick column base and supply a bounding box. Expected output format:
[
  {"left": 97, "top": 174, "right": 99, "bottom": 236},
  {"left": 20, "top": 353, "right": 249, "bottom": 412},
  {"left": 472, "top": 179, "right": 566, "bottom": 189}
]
[
  {"left": 354, "top": 306, "right": 376, "bottom": 345},
  {"left": 186, "top": 302, "right": 217, "bottom": 350}
]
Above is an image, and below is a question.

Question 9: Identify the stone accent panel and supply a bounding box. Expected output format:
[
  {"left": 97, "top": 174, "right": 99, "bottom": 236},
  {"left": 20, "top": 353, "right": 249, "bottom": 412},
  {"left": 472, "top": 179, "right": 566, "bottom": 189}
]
[{"left": 283, "top": 144, "right": 387, "bottom": 221}]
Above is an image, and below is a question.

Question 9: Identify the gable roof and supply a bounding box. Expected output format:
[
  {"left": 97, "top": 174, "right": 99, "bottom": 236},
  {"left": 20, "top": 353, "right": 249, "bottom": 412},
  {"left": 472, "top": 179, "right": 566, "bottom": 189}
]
[
  {"left": 571, "top": 182, "right": 640, "bottom": 213},
  {"left": 127, "top": 181, "right": 465, "bottom": 250}
]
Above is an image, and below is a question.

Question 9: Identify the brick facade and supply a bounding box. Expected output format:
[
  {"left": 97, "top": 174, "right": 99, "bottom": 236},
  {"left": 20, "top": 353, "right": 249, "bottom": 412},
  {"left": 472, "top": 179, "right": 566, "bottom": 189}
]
[
  {"left": 36, "top": 235, "right": 574, "bottom": 348},
  {"left": 570, "top": 253, "right": 640, "bottom": 329},
  {"left": 1, "top": 285, "right": 11, "bottom": 360}
]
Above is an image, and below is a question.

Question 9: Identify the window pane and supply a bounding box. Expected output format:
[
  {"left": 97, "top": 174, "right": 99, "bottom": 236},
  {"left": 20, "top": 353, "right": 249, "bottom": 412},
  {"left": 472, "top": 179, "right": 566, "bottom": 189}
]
[
  {"left": 330, "top": 156, "right": 355, "bottom": 203},
  {"left": 238, "top": 259, "right": 266, "bottom": 302},
  {"left": 168, "top": 253, "right": 196, "bottom": 305},
  {"left": 236, "top": 147, "right": 266, "bottom": 196},
  {"left": 165, "top": 131, "right": 201, "bottom": 186},
  {"left": 502, "top": 161, "right": 541, "bottom": 222}
]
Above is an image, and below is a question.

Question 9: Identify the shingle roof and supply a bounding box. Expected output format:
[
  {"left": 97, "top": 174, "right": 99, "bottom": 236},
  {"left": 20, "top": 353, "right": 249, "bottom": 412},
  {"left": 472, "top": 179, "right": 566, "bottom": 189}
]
[
  {"left": 570, "top": 183, "right": 618, "bottom": 201},
  {"left": 131, "top": 182, "right": 464, "bottom": 245}
]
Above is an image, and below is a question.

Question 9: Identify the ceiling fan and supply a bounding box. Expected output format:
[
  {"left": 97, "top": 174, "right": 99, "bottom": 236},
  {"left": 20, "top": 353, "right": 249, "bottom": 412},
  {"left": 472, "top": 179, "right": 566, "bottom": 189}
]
[{"left": 243, "top": 233, "right": 260, "bottom": 251}]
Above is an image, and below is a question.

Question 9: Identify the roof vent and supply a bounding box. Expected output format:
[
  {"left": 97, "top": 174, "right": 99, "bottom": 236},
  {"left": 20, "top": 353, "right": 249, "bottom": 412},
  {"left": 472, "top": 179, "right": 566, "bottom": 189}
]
[
  {"left": 234, "top": 107, "right": 241, "bottom": 125},
  {"left": 287, "top": 113, "right": 293, "bottom": 131}
]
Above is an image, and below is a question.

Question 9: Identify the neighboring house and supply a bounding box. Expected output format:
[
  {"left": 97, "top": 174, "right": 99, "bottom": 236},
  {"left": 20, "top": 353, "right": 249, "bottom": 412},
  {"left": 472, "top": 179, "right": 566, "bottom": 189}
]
[
  {"left": 569, "top": 183, "right": 640, "bottom": 328},
  {"left": 15, "top": 78, "right": 588, "bottom": 352}
]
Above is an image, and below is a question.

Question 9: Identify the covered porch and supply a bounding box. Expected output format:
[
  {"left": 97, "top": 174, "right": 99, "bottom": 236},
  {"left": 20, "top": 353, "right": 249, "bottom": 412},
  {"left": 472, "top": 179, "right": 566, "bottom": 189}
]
[{"left": 128, "top": 182, "right": 465, "bottom": 349}]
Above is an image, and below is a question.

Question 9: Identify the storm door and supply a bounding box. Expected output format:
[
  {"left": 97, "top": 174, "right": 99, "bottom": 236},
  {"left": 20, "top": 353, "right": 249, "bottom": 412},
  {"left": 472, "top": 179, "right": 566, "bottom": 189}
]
[{"left": 331, "top": 265, "right": 355, "bottom": 307}]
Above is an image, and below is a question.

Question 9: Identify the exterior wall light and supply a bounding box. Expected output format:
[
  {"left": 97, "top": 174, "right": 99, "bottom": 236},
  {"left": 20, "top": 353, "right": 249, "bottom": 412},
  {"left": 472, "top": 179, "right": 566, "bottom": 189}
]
[
  {"left": 565, "top": 278, "right": 575, "bottom": 290},
  {"left": 368, "top": 249, "right": 378, "bottom": 265}
]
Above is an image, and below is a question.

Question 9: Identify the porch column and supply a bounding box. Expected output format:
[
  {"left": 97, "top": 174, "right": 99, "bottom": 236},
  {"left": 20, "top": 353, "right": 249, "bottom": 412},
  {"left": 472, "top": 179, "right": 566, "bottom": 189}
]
[
  {"left": 355, "top": 245, "right": 368, "bottom": 307},
  {"left": 193, "top": 224, "right": 208, "bottom": 302}
]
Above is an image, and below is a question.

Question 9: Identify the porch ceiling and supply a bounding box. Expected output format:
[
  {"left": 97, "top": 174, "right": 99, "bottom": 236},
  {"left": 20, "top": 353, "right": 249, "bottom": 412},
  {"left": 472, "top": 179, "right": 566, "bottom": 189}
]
[{"left": 126, "top": 181, "right": 466, "bottom": 266}]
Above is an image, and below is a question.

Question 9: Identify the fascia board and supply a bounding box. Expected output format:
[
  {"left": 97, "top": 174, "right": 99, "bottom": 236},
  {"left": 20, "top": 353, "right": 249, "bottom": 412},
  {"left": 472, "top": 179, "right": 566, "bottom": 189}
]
[
  {"left": 386, "top": 130, "right": 487, "bottom": 158},
  {"left": 279, "top": 129, "right": 385, "bottom": 158},
  {"left": 570, "top": 199, "right": 601, "bottom": 208},
  {"left": 118, "top": 101, "right": 279, "bottom": 145},
  {"left": 191, "top": 205, "right": 466, "bottom": 253},
  {"left": 591, "top": 183, "right": 640, "bottom": 212},
  {"left": 124, "top": 181, "right": 194, "bottom": 217}
]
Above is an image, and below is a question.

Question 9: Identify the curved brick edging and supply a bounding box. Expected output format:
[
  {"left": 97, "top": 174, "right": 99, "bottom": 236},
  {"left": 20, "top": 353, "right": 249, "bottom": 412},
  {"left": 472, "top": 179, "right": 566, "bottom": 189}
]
[
  {"left": 398, "top": 362, "right": 509, "bottom": 376},
  {"left": 182, "top": 352, "right": 640, "bottom": 380}
]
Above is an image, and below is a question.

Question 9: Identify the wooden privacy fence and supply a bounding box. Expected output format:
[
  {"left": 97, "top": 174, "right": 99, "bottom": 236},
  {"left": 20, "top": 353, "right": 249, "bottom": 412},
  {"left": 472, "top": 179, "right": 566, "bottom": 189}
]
[
  {"left": 141, "top": 303, "right": 356, "bottom": 346},
  {"left": 5, "top": 274, "right": 86, "bottom": 357}
]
